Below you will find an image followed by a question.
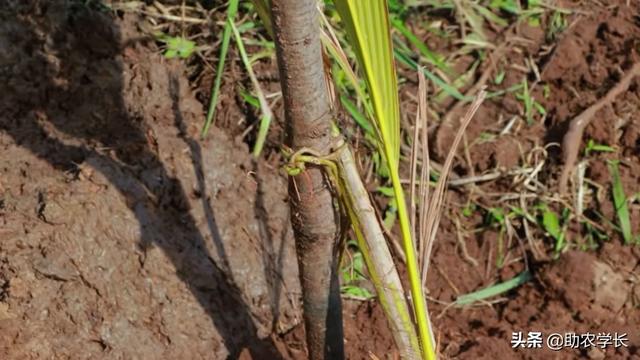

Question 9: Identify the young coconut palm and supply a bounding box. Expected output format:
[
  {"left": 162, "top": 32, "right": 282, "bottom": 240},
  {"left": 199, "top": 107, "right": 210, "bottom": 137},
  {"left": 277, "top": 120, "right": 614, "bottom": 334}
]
[{"left": 260, "top": 0, "right": 486, "bottom": 358}]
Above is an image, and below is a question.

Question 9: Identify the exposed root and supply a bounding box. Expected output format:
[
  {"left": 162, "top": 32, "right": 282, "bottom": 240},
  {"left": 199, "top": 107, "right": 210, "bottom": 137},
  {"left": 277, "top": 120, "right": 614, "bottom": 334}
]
[
  {"left": 558, "top": 63, "right": 640, "bottom": 194},
  {"left": 454, "top": 217, "right": 479, "bottom": 268}
]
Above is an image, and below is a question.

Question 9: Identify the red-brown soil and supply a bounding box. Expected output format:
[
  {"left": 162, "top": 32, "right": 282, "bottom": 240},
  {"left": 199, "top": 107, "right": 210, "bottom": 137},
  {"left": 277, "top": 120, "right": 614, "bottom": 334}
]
[{"left": 1, "top": 1, "right": 638, "bottom": 360}]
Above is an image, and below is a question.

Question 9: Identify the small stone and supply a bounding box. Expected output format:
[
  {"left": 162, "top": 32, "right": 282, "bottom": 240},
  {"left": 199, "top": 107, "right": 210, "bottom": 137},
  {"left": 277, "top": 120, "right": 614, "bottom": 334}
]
[
  {"left": 587, "top": 347, "right": 605, "bottom": 360},
  {"left": 0, "top": 302, "right": 13, "bottom": 320},
  {"left": 593, "top": 261, "right": 628, "bottom": 312},
  {"left": 8, "top": 277, "right": 30, "bottom": 299}
]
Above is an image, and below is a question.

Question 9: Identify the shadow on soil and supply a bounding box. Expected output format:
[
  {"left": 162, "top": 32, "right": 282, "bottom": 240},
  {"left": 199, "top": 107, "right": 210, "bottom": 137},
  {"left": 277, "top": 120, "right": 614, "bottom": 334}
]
[{"left": 0, "top": 1, "right": 281, "bottom": 358}]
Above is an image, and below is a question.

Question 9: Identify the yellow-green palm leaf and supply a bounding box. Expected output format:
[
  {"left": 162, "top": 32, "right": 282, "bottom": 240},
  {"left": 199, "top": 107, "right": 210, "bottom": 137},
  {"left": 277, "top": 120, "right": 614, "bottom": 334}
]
[
  {"left": 333, "top": 1, "right": 400, "bottom": 167},
  {"left": 334, "top": 1, "right": 436, "bottom": 359}
]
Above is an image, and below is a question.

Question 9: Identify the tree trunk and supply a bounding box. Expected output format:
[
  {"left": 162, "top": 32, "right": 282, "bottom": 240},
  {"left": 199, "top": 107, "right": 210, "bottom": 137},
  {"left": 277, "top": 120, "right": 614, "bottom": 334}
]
[{"left": 269, "top": 1, "right": 345, "bottom": 359}]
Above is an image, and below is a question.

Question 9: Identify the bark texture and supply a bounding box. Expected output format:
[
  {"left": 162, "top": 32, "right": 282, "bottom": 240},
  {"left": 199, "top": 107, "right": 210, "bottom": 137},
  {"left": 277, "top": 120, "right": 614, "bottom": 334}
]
[{"left": 270, "top": 1, "right": 344, "bottom": 359}]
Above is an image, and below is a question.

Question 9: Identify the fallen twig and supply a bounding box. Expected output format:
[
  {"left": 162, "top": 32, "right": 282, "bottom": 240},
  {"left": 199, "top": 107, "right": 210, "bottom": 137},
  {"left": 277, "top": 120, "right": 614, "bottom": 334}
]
[{"left": 558, "top": 63, "right": 640, "bottom": 194}]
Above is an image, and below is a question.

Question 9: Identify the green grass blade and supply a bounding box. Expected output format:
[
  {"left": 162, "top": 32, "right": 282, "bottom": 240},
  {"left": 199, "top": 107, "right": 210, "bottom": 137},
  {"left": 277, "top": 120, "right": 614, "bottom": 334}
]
[
  {"left": 252, "top": 114, "right": 272, "bottom": 157},
  {"left": 239, "top": 88, "right": 260, "bottom": 108},
  {"left": 485, "top": 82, "right": 524, "bottom": 99},
  {"left": 539, "top": 205, "right": 564, "bottom": 251},
  {"left": 433, "top": 59, "right": 478, "bottom": 103},
  {"left": 394, "top": 48, "right": 470, "bottom": 101},
  {"left": 229, "top": 20, "right": 274, "bottom": 158},
  {"left": 390, "top": 17, "right": 451, "bottom": 74},
  {"left": 340, "top": 95, "right": 375, "bottom": 138},
  {"left": 455, "top": 271, "right": 532, "bottom": 306},
  {"left": 202, "top": 0, "right": 240, "bottom": 138},
  {"left": 608, "top": 160, "right": 634, "bottom": 244},
  {"left": 472, "top": 2, "right": 508, "bottom": 27}
]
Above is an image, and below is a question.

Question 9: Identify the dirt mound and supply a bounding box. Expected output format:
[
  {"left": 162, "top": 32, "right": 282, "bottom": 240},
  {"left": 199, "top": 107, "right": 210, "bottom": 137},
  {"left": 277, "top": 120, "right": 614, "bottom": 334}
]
[{"left": 0, "top": 2, "right": 300, "bottom": 359}]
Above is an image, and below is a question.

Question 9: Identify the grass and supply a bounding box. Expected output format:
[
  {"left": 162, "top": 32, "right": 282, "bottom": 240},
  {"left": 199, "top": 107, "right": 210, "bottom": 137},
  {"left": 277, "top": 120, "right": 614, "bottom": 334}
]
[
  {"left": 228, "top": 18, "right": 274, "bottom": 157},
  {"left": 201, "top": 0, "right": 239, "bottom": 138},
  {"left": 547, "top": 9, "right": 568, "bottom": 41},
  {"left": 340, "top": 96, "right": 376, "bottom": 140},
  {"left": 608, "top": 161, "right": 636, "bottom": 244},
  {"left": 455, "top": 270, "right": 532, "bottom": 306},
  {"left": 536, "top": 203, "right": 568, "bottom": 254},
  {"left": 516, "top": 78, "right": 546, "bottom": 125},
  {"left": 584, "top": 139, "right": 615, "bottom": 157},
  {"left": 340, "top": 241, "right": 375, "bottom": 300},
  {"left": 390, "top": 16, "right": 451, "bottom": 74},
  {"left": 394, "top": 47, "right": 470, "bottom": 101},
  {"left": 156, "top": 33, "right": 197, "bottom": 59},
  {"left": 485, "top": 207, "right": 507, "bottom": 267}
]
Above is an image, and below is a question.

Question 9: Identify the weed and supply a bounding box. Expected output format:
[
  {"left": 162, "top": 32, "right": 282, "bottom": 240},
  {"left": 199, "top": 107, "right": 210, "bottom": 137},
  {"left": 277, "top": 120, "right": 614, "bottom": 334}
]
[
  {"left": 608, "top": 160, "right": 637, "bottom": 244},
  {"left": 461, "top": 202, "right": 477, "bottom": 217},
  {"left": 493, "top": 69, "right": 506, "bottom": 85},
  {"left": 341, "top": 241, "right": 375, "bottom": 300},
  {"left": 489, "top": 0, "right": 544, "bottom": 26},
  {"left": 433, "top": 59, "right": 480, "bottom": 103},
  {"left": 547, "top": 10, "right": 568, "bottom": 41},
  {"left": 485, "top": 207, "right": 507, "bottom": 267},
  {"left": 239, "top": 88, "right": 260, "bottom": 108},
  {"left": 535, "top": 203, "right": 568, "bottom": 254},
  {"left": 515, "top": 78, "right": 546, "bottom": 125},
  {"left": 486, "top": 82, "right": 524, "bottom": 100},
  {"left": 340, "top": 96, "right": 377, "bottom": 143},
  {"left": 455, "top": 270, "right": 532, "bottom": 305},
  {"left": 543, "top": 83, "right": 551, "bottom": 99},
  {"left": 489, "top": 0, "right": 520, "bottom": 15},
  {"left": 582, "top": 222, "right": 607, "bottom": 250},
  {"left": 237, "top": 89, "right": 273, "bottom": 156},
  {"left": 391, "top": 17, "right": 451, "bottom": 73},
  {"left": 394, "top": 48, "right": 469, "bottom": 101},
  {"left": 228, "top": 20, "right": 274, "bottom": 157},
  {"left": 202, "top": 0, "right": 240, "bottom": 137},
  {"left": 156, "top": 34, "right": 196, "bottom": 59},
  {"left": 372, "top": 152, "right": 391, "bottom": 179},
  {"left": 584, "top": 139, "right": 615, "bottom": 157},
  {"left": 476, "top": 131, "right": 497, "bottom": 144}
]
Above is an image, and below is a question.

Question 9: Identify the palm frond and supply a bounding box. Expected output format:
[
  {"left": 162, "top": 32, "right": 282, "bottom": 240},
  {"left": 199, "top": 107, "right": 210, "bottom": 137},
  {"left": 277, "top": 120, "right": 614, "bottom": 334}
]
[{"left": 333, "top": 1, "right": 435, "bottom": 358}]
